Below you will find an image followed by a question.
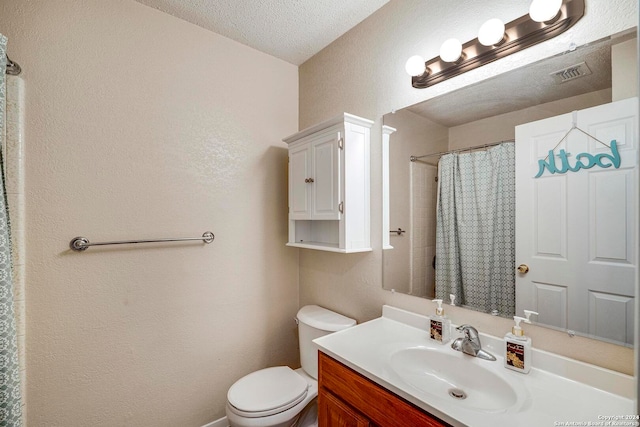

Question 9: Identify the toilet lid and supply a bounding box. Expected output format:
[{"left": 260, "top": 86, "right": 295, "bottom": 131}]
[{"left": 227, "top": 366, "right": 309, "bottom": 417}]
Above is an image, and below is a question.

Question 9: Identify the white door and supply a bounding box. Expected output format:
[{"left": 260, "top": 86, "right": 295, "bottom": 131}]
[{"left": 515, "top": 97, "right": 637, "bottom": 345}]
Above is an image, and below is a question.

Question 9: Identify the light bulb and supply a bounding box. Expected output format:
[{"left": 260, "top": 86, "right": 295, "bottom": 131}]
[
  {"left": 529, "top": 0, "right": 562, "bottom": 23},
  {"left": 440, "top": 38, "right": 462, "bottom": 63},
  {"left": 405, "top": 55, "right": 426, "bottom": 76},
  {"left": 478, "top": 18, "right": 505, "bottom": 46}
]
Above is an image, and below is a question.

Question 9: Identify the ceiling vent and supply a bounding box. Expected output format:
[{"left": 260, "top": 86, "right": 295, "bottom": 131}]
[{"left": 550, "top": 61, "right": 592, "bottom": 84}]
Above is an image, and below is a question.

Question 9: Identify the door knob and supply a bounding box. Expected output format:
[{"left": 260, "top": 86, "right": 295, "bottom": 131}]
[{"left": 517, "top": 264, "right": 530, "bottom": 274}]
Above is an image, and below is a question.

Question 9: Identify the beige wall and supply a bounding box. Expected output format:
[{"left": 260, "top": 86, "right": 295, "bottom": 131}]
[
  {"left": 0, "top": 1, "right": 299, "bottom": 426},
  {"left": 299, "top": 0, "right": 637, "bottom": 374}
]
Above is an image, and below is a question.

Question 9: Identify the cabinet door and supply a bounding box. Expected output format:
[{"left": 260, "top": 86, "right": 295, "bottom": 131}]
[
  {"left": 319, "top": 389, "right": 370, "bottom": 427},
  {"left": 289, "top": 143, "right": 312, "bottom": 220},
  {"left": 311, "top": 132, "right": 342, "bottom": 220},
  {"left": 319, "top": 352, "right": 449, "bottom": 427}
]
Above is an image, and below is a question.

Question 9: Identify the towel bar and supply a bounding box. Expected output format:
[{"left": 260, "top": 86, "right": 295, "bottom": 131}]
[{"left": 69, "top": 232, "right": 215, "bottom": 251}]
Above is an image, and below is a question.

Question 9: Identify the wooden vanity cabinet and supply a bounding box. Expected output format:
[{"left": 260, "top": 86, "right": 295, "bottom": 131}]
[{"left": 318, "top": 352, "right": 450, "bottom": 427}]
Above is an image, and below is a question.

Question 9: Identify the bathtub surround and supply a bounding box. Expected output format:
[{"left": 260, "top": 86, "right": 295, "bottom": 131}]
[
  {"left": 409, "top": 161, "right": 437, "bottom": 298},
  {"left": 0, "top": 33, "right": 22, "bottom": 426},
  {"left": 0, "top": 1, "right": 299, "bottom": 425}
]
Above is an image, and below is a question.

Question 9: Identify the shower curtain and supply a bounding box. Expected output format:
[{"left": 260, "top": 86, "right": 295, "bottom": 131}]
[
  {"left": 435, "top": 142, "right": 515, "bottom": 317},
  {"left": 0, "top": 34, "right": 23, "bottom": 426}
]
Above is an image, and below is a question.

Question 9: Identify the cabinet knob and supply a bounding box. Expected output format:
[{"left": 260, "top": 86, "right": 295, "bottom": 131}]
[
  {"left": 306, "top": 178, "right": 314, "bottom": 183},
  {"left": 517, "top": 264, "right": 530, "bottom": 274}
]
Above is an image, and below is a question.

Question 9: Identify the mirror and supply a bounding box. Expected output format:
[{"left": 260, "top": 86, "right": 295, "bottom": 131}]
[{"left": 383, "top": 30, "right": 637, "bottom": 347}]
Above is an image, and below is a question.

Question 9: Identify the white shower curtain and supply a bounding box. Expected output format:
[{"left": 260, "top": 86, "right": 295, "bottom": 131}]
[
  {"left": 435, "top": 142, "right": 515, "bottom": 317},
  {"left": 0, "top": 33, "right": 23, "bottom": 427}
]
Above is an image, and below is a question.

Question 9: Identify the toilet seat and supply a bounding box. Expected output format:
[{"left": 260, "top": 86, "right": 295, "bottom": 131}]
[{"left": 227, "top": 366, "right": 309, "bottom": 418}]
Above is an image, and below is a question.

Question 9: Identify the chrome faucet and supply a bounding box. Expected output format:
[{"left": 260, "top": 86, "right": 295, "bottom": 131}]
[{"left": 451, "top": 325, "right": 496, "bottom": 361}]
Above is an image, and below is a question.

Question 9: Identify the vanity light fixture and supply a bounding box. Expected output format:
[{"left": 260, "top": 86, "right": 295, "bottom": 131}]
[
  {"left": 478, "top": 18, "right": 506, "bottom": 47},
  {"left": 405, "top": 54, "right": 427, "bottom": 76},
  {"left": 529, "top": 0, "right": 563, "bottom": 23},
  {"left": 439, "top": 38, "right": 463, "bottom": 63},
  {"left": 407, "top": 0, "right": 584, "bottom": 89}
]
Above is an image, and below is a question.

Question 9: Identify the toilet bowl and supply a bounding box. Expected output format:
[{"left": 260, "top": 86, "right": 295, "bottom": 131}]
[
  {"left": 225, "top": 305, "right": 355, "bottom": 427},
  {"left": 226, "top": 367, "right": 317, "bottom": 427}
]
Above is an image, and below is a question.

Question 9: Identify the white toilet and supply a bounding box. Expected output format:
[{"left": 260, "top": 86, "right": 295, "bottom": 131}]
[{"left": 225, "top": 305, "right": 356, "bottom": 427}]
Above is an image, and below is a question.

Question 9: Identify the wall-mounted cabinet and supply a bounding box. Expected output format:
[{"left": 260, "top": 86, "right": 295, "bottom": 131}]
[{"left": 284, "top": 113, "right": 373, "bottom": 253}]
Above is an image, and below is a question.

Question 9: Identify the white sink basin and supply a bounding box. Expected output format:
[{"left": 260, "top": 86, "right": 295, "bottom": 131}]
[
  {"left": 313, "top": 306, "right": 634, "bottom": 427},
  {"left": 389, "top": 346, "right": 517, "bottom": 412}
]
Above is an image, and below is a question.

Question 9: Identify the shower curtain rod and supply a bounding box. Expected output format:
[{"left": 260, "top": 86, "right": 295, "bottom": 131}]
[
  {"left": 410, "top": 139, "right": 514, "bottom": 162},
  {"left": 5, "top": 55, "right": 21, "bottom": 76}
]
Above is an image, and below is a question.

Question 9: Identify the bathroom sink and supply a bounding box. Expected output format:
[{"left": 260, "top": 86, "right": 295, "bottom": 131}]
[
  {"left": 388, "top": 346, "right": 517, "bottom": 412},
  {"left": 314, "top": 306, "right": 634, "bottom": 427}
]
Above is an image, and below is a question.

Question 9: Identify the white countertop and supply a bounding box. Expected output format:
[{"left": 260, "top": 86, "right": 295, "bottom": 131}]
[{"left": 313, "top": 305, "right": 635, "bottom": 427}]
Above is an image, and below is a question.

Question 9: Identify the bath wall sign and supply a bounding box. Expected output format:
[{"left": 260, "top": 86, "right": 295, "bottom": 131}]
[{"left": 534, "top": 140, "right": 620, "bottom": 178}]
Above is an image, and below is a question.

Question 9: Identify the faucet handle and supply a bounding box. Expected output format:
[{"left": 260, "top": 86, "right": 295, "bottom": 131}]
[
  {"left": 452, "top": 324, "right": 495, "bottom": 361},
  {"left": 456, "top": 324, "right": 480, "bottom": 341},
  {"left": 456, "top": 324, "right": 477, "bottom": 333}
]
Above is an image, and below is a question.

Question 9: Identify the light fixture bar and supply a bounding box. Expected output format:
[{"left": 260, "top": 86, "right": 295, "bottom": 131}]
[{"left": 411, "top": 0, "right": 584, "bottom": 89}]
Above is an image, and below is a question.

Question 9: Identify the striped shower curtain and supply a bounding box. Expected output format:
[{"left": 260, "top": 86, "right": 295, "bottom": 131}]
[
  {"left": 434, "top": 142, "right": 516, "bottom": 317},
  {"left": 0, "top": 34, "right": 23, "bottom": 426}
]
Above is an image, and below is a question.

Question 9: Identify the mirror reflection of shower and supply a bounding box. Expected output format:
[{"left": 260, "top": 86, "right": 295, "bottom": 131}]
[{"left": 409, "top": 160, "right": 438, "bottom": 298}]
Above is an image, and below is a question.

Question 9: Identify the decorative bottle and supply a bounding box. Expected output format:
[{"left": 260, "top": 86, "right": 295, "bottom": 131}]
[
  {"left": 504, "top": 310, "right": 538, "bottom": 374},
  {"left": 429, "top": 299, "right": 451, "bottom": 344}
]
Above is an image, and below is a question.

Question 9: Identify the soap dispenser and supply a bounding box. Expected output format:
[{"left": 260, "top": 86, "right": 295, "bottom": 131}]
[
  {"left": 504, "top": 310, "right": 538, "bottom": 374},
  {"left": 429, "top": 299, "right": 451, "bottom": 344}
]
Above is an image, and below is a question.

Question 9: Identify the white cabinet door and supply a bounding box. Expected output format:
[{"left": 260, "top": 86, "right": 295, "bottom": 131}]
[
  {"left": 288, "top": 131, "right": 342, "bottom": 220},
  {"left": 289, "top": 143, "right": 311, "bottom": 220},
  {"left": 515, "top": 97, "right": 637, "bottom": 345},
  {"left": 311, "top": 132, "right": 342, "bottom": 220}
]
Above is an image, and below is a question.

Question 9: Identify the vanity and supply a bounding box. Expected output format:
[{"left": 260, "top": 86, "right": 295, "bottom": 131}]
[
  {"left": 318, "top": 352, "right": 447, "bottom": 426},
  {"left": 314, "top": 306, "right": 635, "bottom": 427}
]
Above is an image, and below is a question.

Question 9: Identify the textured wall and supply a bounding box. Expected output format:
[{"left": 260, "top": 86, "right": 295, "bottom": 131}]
[
  {"left": 299, "top": 0, "right": 637, "bottom": 374},
  {"left": 0, "top": 1, "right": 299, "bottom": 426}
]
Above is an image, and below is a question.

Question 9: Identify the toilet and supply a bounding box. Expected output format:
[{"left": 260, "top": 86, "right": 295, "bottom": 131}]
[{"left": 225, "top": 305, "right": 356, "bottom": 427}]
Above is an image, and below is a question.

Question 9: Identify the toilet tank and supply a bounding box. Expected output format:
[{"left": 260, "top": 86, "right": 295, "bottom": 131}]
[{"left": 296, "top": 305, "right": 356, "bottom": 380}]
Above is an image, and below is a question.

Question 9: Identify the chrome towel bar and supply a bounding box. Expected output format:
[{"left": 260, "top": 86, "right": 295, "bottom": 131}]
[{"left": 70, "top": 231, "right": 215, "bottom": 252}]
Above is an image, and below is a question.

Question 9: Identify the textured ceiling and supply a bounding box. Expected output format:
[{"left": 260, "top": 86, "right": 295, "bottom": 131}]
[
  {"left": 133, "top": 0, "right": 390, "bottom": 65},
  {"left": 406, "top": 37, "right": 623, "bottom": 127}
]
